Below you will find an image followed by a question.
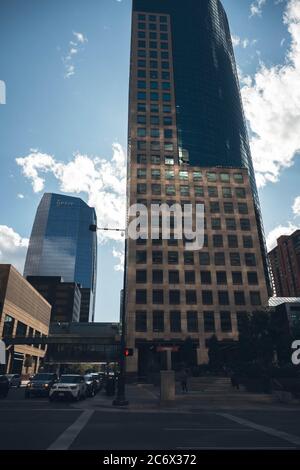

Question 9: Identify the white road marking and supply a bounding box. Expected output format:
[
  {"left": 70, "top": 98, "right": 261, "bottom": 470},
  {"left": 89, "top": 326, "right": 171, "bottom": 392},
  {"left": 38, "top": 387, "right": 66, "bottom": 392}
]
[
  {"left": 48, "top": 410, "right": 94, "bottom": 450},
  {"left": 165, "top": 427, "right": 254, "bottom": 432},
  {"left": 218, "top": 413, "right": 300, "bottom": 447}
]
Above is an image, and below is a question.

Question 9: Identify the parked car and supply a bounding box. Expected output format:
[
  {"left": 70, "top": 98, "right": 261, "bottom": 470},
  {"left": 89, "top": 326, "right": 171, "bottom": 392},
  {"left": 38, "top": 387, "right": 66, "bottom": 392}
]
[
  {"left": 49, "top": 375, "right": 87, "bottom": 402},
  {"left": 90, "top": 373, "right": 102, "bottom": 391},
  {"left": 84, "top": 374, "right": 97, "bottom": 397},
  {"left": 25, "top": 373, "right": 58, "bottom": 398},
  {"left": 0, "top": 375, "right": 9, "bottom": 398},
  {"left": 6, "top": 374, "right": 21, "bottom": 388}
]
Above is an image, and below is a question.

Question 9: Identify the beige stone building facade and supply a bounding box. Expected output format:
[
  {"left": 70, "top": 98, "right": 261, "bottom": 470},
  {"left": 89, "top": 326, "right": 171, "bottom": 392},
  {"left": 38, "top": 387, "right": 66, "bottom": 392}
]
[
  {"left": 0, "top": 265, "right": 51, "bottom": 375},
  {"left": 124, "top": 7, "right": 269, "bottom": 377}
]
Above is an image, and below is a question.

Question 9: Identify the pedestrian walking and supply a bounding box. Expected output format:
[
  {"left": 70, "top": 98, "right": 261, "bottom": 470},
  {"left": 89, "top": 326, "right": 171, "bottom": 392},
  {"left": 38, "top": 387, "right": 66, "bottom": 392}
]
[{"left": 179, "top": 368, "right": 188, "bottom": 394}]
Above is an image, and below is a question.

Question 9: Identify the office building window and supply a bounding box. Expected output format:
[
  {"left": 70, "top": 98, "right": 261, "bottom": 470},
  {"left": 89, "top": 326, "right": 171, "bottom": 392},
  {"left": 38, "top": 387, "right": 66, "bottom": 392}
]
[
  {"left": 153, "top": 311, "right": 164, "bottom": 332},
  {"left": 185, "top": 271, "right": 195, "bottom": 284},
  {"left": 230, "top": 253, "right": 241, "bottom": 266},
  {"left": 250, "top": 291, "right": 262, "bottom": 306},
  {"left": 16, "top": 321, "right": 27, "bottom": 337},
  {"left": 220, "top": 173, "right": 230, "bottom": 182},
  {"left": 238, "top": 203, "right": 248, "bottom": 214},
  {"left": 234, "top": 291, "right": 246, "bottom": 306},
  {"left": 136, "top": 289, "right": 147, "bottom": 304},
  {"left": 204, "top": 311, "right": 215, "bottom": 332},
  {"left": 236, "top": 188, "right": 246, "bottom": 198},
  {"left": 210, "top": 202, "right": 220, "bottom": 213},
  {"left": 195, "top": 186, "right": 204, "bottom": 197},
  {"left": 136, "top": 251, "right": 147, "bottom": 264},
  {"left": 212, "top": 218, "right": 221, "bottom": 230},
  {"left": 152, "top": 270, "right": 163, "bottom": 284},
  {"left": 184, "top": 252, "right": 194, "bottom": 265},
  {"left": 168, "top": 251, "right": 178, "bottom": 264},
  {"left": 220, "top": 311, "right": 232, "bottom": 332},
  {"left": 170, "top": 311, "right": 181, "bottom": 332},
  {"left": 234, "top": 173, "right": 244, "bottom": 183},
  {"left": 232, "top": 271, "right": 243, "bottom": 285},
  {"left": 218, "top": 291, "right": 230, "bottom": 305},
  {"left": 137, "top": 168, "right": 146, "bottom": 179},
  {"left": 169, "top": 270, "right": 180, "bottom": 284},
  {"left": 216, "top": 271, "right": 227, "bottom": 285},
  {"left": 247, "top": 272, "right": 258, "bottom": 285},
  {"left": 169, "top": 290, "right": 180, "bottom": 305},
  {"left": 186, "top": 290, "right": 197, "bottom": 304},
  {"left": 226, "top": 218, "right": 237, "bottom": 231},
  {"left": 215, "top": 252, "right": 225, "bottom": 266},
  {"left": 213, "top": 235, "right": 223, "bottom": 248},
  {"left": 153, "top": 290, "right": 164, "bottom": 304},
  {"left": 136, "top": 270, "right": 147, "bottom": 283},
  {"left": 240, "top": 218, "right": 251, "bottom": 231},
  {"left": 201, "top": 271, "right": 212, "bottom": 284},
  {"left": 187, "top": 311, "right": 198, "bottom": 332},
  {"left": 224, "top": 202, "right": 234, "bottom": 214},
  {"left": 151, "top": 169, "right": 161, "bottom": 180},
  {"left": 137, "top": 183, "right": 147, "bottom": 194},
  {"left": 152, "top": 251, "right": 163, "bottom": 264},
  {"left": 245, "top": 253, "right": 256, "bottom": 266},
  {"left": 207, "top": 172, "right": 217, "bottom": 182},
  {"left": 135, "top": 311, "right": 147, "bottom": 332},
  {"left": 243, "top": 236, "right": 253, "bottom": 248},
  {"left": 199, "top": 252, "right": 210, "bottom": 265},
  {"left": 202, "top": 290, "right": 213, "bottom": 305},
  {"left": 228, "top": 235, "right": 238, "bottom": 248},
  {"left": 151, "top": 155, "right": 161, "bottom": 165}
]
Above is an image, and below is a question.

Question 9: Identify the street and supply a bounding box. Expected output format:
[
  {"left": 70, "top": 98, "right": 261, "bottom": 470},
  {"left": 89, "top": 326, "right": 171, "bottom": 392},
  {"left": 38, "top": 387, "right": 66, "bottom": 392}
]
[{"left": 1, "top": 386, "right": 300, "bottom": 450}]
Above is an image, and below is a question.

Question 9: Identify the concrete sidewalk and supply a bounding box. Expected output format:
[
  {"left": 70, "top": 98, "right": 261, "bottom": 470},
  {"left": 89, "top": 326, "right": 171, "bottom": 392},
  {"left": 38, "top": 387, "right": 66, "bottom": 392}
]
[{"left": 73, "top": 382, "right": 300, "bottom": 413}]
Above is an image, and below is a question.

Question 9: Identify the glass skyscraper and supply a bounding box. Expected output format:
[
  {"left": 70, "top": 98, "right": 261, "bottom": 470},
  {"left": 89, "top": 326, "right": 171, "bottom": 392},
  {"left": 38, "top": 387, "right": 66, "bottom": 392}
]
[
  {"left": 125, "top": 0, "right": 270, "bottom": 377},
  {"left": 24, "top": 193, "right": 97, "bottom": 322}
]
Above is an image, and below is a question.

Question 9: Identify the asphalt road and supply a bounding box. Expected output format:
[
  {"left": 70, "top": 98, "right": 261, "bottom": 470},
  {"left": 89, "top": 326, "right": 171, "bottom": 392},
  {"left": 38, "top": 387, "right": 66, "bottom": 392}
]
[{"left": 1, "top": 387, "right": 300, "bottom": 450}]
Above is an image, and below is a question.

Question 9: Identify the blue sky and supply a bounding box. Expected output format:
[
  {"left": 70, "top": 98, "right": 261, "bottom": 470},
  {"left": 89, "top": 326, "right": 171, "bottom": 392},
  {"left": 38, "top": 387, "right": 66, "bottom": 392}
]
[{"left": 1, "top": 0, "right": 300, "bottom": 322}]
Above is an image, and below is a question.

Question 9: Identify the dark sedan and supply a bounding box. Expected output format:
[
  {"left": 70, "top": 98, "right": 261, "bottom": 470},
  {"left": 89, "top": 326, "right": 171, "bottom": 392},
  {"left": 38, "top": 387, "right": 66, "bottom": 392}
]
[{"left": 25, "top": 373, "right": 58, "bottom": 398}]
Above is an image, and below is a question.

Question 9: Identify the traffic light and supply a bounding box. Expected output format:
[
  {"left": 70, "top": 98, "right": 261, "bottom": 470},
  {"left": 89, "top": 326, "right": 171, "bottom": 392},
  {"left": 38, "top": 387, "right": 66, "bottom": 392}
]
[{"left": 124, "top": 348, "right": 134, "bottom": 357}]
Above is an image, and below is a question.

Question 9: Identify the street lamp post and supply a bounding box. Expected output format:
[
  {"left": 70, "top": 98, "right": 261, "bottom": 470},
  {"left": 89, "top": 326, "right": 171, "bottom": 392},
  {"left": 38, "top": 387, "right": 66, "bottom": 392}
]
[{"left": 89, "top": 224, "right": 129, "bottom": 406}]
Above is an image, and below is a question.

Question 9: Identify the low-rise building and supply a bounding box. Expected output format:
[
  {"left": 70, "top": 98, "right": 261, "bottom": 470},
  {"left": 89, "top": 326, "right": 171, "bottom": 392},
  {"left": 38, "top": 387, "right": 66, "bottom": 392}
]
[{"left": 0, "top": 264, "right": 51, "bottom": 375}]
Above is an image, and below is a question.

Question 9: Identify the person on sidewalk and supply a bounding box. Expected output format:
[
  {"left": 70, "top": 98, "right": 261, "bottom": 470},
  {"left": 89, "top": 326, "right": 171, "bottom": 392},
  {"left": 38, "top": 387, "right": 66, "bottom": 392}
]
[
  {"left": 230, "top": 371, "right": 240, "bottom": 390},
  {"left": 179, "top": 368, "right": 189, "bottom": 394}
]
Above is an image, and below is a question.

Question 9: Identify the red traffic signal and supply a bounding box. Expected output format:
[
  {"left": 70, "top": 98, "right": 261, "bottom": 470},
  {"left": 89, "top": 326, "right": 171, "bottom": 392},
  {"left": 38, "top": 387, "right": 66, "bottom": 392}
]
[{"left": 124, "top": 348, "right": 134, "bottom": 357}]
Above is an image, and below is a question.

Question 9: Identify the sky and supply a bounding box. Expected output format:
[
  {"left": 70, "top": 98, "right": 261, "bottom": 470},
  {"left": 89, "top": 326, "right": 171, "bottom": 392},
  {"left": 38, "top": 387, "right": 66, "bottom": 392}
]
[{"left": 1, "top": 0, "right": 300, "bottom": 322}]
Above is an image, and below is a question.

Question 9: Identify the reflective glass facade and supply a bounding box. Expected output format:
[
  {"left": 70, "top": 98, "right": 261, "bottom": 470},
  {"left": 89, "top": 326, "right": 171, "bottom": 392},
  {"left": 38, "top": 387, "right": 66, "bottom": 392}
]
[{"left": 24, "top": 193, "right": 97, "bottom": 322}]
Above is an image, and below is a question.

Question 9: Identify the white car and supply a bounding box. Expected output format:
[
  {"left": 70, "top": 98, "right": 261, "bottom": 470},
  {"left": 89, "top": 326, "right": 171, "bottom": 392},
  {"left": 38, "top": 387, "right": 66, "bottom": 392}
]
[{"left": 49, "top": 374, "right": 87, "bottom": 401}]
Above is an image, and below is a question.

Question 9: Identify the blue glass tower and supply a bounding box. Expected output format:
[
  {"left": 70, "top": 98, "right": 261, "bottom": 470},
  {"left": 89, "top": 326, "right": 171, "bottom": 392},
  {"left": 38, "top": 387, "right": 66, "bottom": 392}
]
[{"left": 24, "top": 193, "right": 97, "bottom": 322}]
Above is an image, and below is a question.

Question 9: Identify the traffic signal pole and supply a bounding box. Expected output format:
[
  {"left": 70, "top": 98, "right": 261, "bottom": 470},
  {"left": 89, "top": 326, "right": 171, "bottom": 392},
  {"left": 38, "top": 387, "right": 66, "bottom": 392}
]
[{"left": 89, "top": 224, "right": 129, "bottom": 406}]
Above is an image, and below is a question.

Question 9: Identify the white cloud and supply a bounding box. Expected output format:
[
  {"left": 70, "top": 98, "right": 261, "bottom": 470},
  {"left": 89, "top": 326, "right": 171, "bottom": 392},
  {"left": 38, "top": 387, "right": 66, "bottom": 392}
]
[
  {"left": 73, "top": 31, "right": 88, "bottom": 44},
  {"left": 17, "top": 193, "right": 24, "bottom": 199},
  {"left": 266, "top": 222, "right": 299, "bottom": 251},
  {"left": 16, "top": 144, "right": 127, "bottom": 246},
  {"left": 293, "top": 196, "right": 300, "bottom": 216},
  {"left": 112, "top": 247, "right": 124, "bottom": 271},
  {"left": 232, "top": 35, "right": 257, "bottom": 49},
  {"left": 62, "top": 31, "right": 88, "bottom": 79},
  {"left": 241, "top": 0, "right": 300, "bottom": 187},
  {"left": 0, "top": 225, "right": 29, "bottom": 273},
  {"left": 250, "top": 0, "right": 267, "bottom": 17}
]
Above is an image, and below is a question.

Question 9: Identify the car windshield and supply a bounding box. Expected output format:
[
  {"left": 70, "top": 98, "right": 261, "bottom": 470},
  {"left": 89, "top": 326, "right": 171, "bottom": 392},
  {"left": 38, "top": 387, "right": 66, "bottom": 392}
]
[
  {"left": 59, "top": 376, "right": 81, "bottom": 384},
  {"left": 32, "top": 374, "right": 54, "bottom": 381}
]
